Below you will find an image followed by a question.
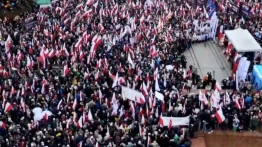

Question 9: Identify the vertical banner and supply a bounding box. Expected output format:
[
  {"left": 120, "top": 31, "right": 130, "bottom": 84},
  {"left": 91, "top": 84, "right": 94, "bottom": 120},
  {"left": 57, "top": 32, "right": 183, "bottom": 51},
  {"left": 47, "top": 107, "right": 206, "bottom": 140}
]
[
  {"left": 212, "top": 19, "right": 219, "bottom": 41},
  {"left": 206, "top": 0, "right": 216, "bottom": 18},
  {"left": 206, "top": 0, "right": 217, "bottom": 40},
  {"left": 210, "top": 12, "right": 218, "bottom": 40}
]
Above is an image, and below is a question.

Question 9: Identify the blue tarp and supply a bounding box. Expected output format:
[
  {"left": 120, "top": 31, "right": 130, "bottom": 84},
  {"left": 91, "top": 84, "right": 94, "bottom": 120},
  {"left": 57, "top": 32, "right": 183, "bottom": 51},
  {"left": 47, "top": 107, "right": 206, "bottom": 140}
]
[{"left": 252, "top": 65, "right": 262, "bottom": 90}]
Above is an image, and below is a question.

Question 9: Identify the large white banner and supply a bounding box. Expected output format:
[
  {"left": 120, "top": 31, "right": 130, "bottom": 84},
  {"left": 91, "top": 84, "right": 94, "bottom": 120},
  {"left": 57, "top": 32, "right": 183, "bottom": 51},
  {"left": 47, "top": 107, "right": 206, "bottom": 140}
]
[
  {"left": 159, "top": 116, "right": 190, "bottom": 126},
  {"left": 121, "top": 86, "right": 145, "bottom": 104}
]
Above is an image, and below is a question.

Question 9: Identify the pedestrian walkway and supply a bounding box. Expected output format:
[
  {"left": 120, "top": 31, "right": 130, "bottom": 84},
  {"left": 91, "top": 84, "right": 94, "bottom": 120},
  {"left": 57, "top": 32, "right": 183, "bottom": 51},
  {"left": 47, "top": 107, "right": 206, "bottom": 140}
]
[{"left": 183, "top": 41, "right": 231, "bottom": 83}]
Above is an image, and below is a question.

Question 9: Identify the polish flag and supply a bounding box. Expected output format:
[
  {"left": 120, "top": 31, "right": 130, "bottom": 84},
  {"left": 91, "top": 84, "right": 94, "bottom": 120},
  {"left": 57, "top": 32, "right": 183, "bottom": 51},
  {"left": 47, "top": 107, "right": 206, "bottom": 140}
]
[
  {"left": 41, "top": 84, "right": 46, "bottom": 94},
  {"left": 38, "top": 49, "right": 46, "bottom": 68},
  {"left": 108, "top": 71, "right": 116, "bottom": 80},
  {"left": 84, "top": 70, "right": 90, "bottom": 80},
  {"left": 62, "top": 43, "right": 69, "bottom": 57},
  {"left": 79, "top": 50, "right": 84, "bottom": 61},
  {"left": 140, "top": 15, "right": 145, "bottom": 24},
  {"left": 235, "top": 98, "right": 241, "bottom": 110},
  {"left": 155, "top": 76, "right": 161, "bottom": 91},
  {"left": 147, "top": 136, "right": 152, "bottom": 146},
  {"left": 26, "top": 56, "right": 33, "bottom": 69},
  {"left": 141, "top": 114, "right": 145, "bottom": 125},
  {"left": 20, "top": 98, "right": 26, "bottom": 112},
  {"left": 183, "top": 69, "right": 187, "bottom": 79},
  {"left": 215, "top": 106, "right": 225, "bottom": 124},
  {"left": 96, "top": 59, "right": 102, "bottom": 68},
  {"left": 94, "top": 70, "right": 100, "bottom": 81},
  {"left": 77, "top": 116, "right": 83, "bottom": 128},
  {"left": 215, "top": 81, "right": 222, "bottom": 92},
  {"left": 66, "top": 118, "right": 72, "bottom": 129},
  {"left": 139, "top": 125, "right": 144, "bottom": 135},
  {"left": 83, "top": 112, "right": 86, "bottom": 124},
  {"left": 118, "top": 77, "right": 125, "bottom": 85},
  {"left": 218, "top": 25, "right": 224, "bottom": 44},
  {"left": 86, "top": 0, "right": 94, "bottom": 6},
  {"left": 76, "top": 3, "right": 84, "bottom": 9},
  {"left": 73, "top": 112, "right": 77, "bottom": 123},
  {"left": 28, "top": 123, "right": 35, "bottom": 130},
  {"left": 4, "top": 102, "right": 13, "bottom": 113},
  {"left": 88, "top": 109, "right": 93, "bottom": 121},
  {"left": 0, "top": 121, "right": 6, "bottom": 129},
  {"left": 226, "top": 42, "right": 233, "bottom": 55},
  {"left": 203, "top": 6, "right": 209, "bottom": 19},
  {"left": 10, "top": 86, "right": 16, "bottom": 96},
  {"left": 63, "top": 65, "right": 70, "bottom": 76},
  {"left": 112, "top": 72, "right": 119, "bottom": 88},
  {"left": 105, "top": 98, "right": 110, "bottom": 108},
  {"left": 95, "top": 142, "right": 100, "bottom": 147},
  {"left": 48, "top": 48, "right": 56, "bottom": 58},
  {"left": 142, "top": 82, "right": 148, "bottom": 96},
  {"left": 72, "top": 98, "right": 77, "bottom": 110},
  {"left": 57, "top": 99, "right": 63, "bottom": 110},
  {"left": 140, "top": 95, "right": 145, "bottom": 104},
  {"left": 43, "top": 29, "right": 50, "bottom": 36}
]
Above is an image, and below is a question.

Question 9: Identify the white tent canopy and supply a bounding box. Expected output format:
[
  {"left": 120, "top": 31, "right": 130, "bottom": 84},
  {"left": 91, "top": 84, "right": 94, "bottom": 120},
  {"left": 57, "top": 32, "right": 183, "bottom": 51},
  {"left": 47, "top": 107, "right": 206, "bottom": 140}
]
[{"left": 225, "top": 28, "right": 262, "bottom": 52}]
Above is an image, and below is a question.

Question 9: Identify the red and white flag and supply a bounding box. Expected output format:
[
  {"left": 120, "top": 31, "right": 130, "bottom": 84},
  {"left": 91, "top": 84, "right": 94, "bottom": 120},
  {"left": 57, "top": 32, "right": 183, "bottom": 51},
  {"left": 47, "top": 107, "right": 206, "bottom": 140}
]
[
  {"left": 215, "top": 106, "right": 225, "bottom": 124},
  {"left": 88, "top": 109, "right": 93, "bottom": 121},
  {"left": 63, "top": 65, "right": 70, "bottom": 76},
  {"left": 141, "top": 114, "right": 145, "bottom": 125},
  {"left": 0, "top": 121, "right": 6, "bottom": 129},
  {"left": 57, "top": 99, "right": 63, "bottom": 110},
  {"left": 66, "top": 118, "right": 72, "bottom": 129},
  {"left": 235, "top": 98, "right": 241, "bottom": 110},
  {"left": 38, "top": 49, "right": 46, "bottom": 68},
  {"left": 215, "top": 81, "right": 222, "bottom": 92},
  {"left": 142, "top": 82, "right": 148, "bottom": 96},
  {"left": 20, "top": 98, "right": 26, "bottom": 112},
  {"left": 72, "top": 98, "right": 77, "bottom": 110},
  {"left": 77, "top": 116, "right": 83, "bottom": 128},
  {"left": 4, "top": 102, "right": 13, "bottom": 113}
]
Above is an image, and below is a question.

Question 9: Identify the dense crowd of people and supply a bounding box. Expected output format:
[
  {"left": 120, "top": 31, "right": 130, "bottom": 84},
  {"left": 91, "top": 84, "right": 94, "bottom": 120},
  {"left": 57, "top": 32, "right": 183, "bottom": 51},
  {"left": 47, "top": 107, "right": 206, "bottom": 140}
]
[{"left": 0, "top": 0, "right": 262, "bottom": 146}]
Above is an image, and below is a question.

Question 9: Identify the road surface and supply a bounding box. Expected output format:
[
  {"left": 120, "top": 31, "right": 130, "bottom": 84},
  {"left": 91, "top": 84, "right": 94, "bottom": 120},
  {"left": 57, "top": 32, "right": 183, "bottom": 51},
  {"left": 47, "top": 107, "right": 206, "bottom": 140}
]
[{"left": 183, "top": 41, "right": 231, "bottom": 83}]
